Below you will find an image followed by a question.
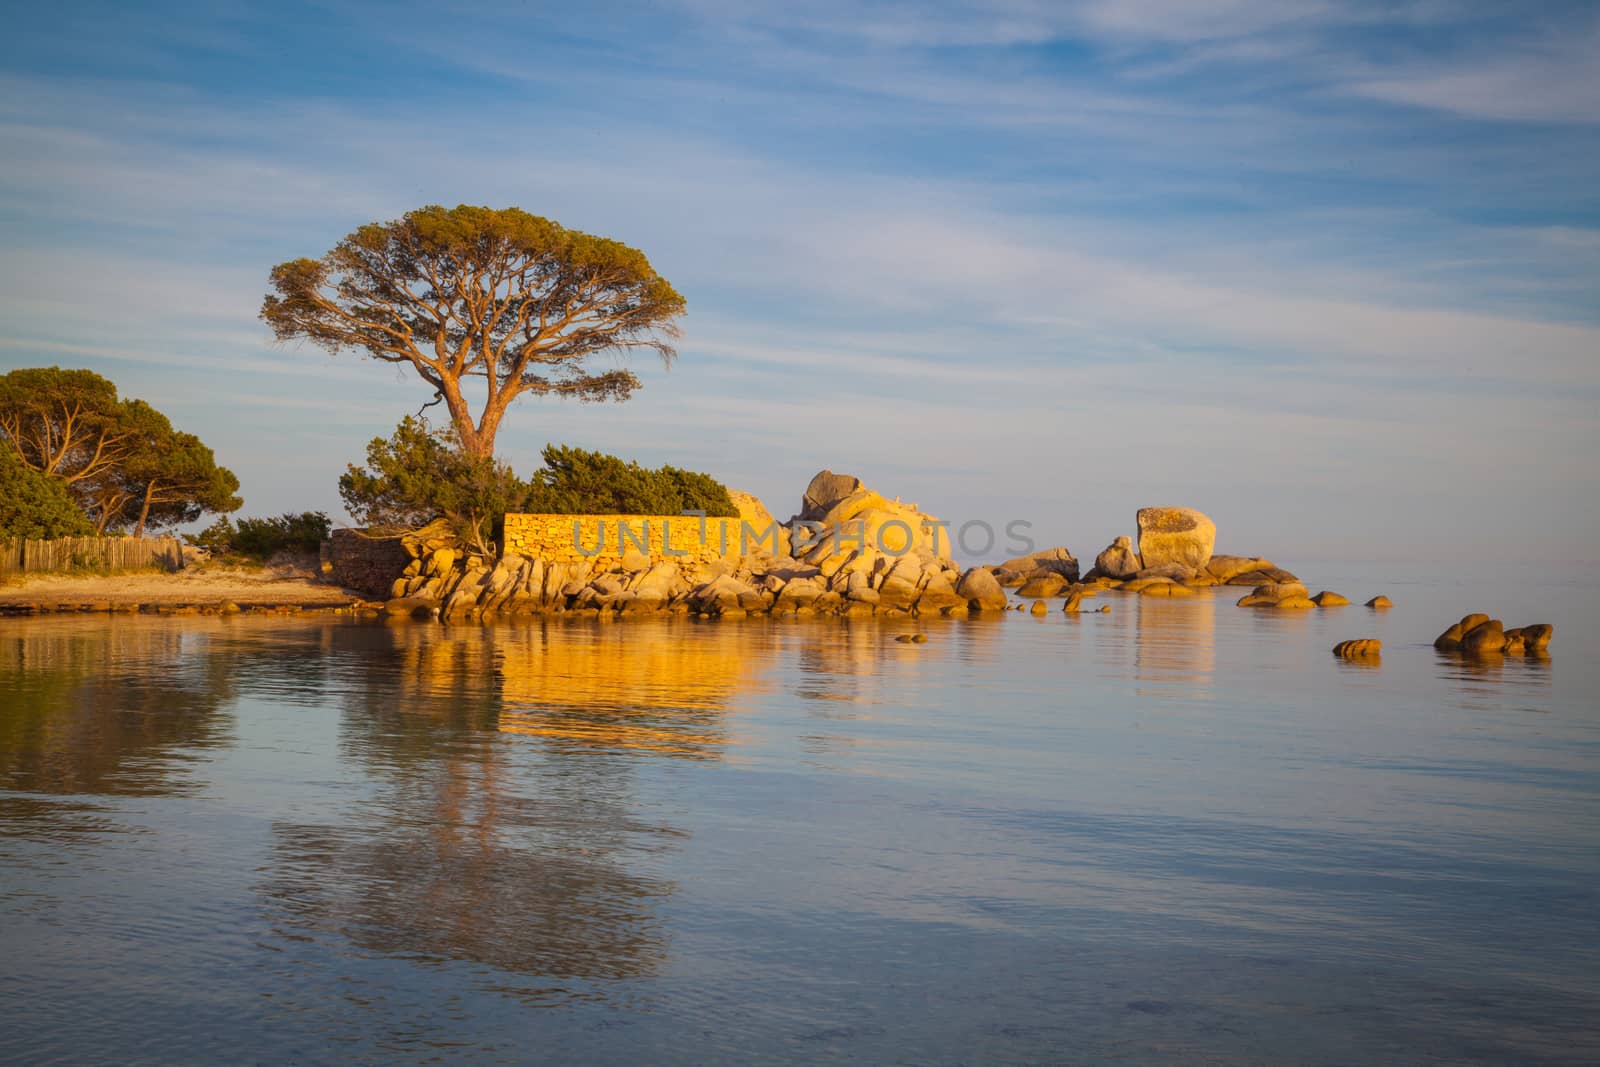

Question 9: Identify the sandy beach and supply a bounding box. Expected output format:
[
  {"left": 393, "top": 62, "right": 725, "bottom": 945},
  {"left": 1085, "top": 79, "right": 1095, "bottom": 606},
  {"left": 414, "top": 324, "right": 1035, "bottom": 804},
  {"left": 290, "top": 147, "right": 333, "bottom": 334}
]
[{"left": 0, "top": 563, "right": 360, "bottom": 610}]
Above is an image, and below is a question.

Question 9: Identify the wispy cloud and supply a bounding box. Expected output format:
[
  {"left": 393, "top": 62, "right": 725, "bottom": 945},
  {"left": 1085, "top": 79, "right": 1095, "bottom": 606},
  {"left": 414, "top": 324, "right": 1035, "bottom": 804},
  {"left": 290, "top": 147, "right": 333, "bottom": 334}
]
[{"left": 0, "top": 1, "right": 1595, "bottom": 558}]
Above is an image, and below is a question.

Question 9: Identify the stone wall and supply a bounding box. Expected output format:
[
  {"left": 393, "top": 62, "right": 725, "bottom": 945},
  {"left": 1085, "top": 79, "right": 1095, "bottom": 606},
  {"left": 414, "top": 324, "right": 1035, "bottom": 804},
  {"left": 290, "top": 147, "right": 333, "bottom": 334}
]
[
  {"left": 326, "top": 529, "right": 412, "bottom": 597},
  {"left": 502, "top": 514, "right": 780, "bottom": 567}
]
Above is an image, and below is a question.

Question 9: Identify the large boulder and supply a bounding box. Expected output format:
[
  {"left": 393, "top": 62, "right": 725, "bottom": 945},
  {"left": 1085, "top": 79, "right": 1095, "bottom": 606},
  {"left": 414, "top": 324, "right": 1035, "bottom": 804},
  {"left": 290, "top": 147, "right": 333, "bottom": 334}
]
[
  {"left": 791, "top": 472, "right": 955, "bottom": 579},
  {"left": 1136, "top": 507, "right": 1216, "bottom": 573},
  {"left": 956, "top": 567, "right": 1008, "bottom": 611},
  {"left": 729, "top": 488, "right": 791, "bottom": 558},
  {"left": 1205, "top": 555, "right": 1276, "bottom": 583},
  {"left": 799, "top": 470, "right": 863, "bottom": 521},
  {"left": 996, "top": 547, "right": 1079, "bottom": 585},
  {"left": 690, "top": 574, "right": 758, "bottom": 614},
  {"left": 1016, "top": 575, "right": 1068, "bottom": 598},
  {"left": 1093, "top": 536, "right": 1140, "bottom": 579},
  {"left": 1461, "top": 619, "right": 1506, "bottom": 654}
]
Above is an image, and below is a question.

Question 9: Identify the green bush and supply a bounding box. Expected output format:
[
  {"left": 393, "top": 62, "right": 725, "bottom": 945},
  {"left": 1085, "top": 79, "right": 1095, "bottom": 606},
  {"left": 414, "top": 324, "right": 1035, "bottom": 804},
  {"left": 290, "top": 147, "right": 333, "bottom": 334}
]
[
  {"left": 338, "top": 419, "right": 738, "bottom": 558},
  {"left": 186, "top": 512, "right": 330, "bottom": 560},
  {"left": 527, "top": 445, "right": 738, "bottom": 517},
  {"left": 340, "top": 418, "right": 529, "bottom": 557},
  {"left": 0, "top": 447, "right": 93, "bottom": 539}
]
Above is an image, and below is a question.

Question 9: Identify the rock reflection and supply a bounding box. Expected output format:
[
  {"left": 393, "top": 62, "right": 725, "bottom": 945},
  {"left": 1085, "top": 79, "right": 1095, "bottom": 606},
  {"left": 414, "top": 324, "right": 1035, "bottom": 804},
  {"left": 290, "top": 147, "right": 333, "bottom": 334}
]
[
  {"left": 1132, "top": 595, "right": 1216, "bottom": 698},
  {"left": 0, "top": 620, "right": 237, "bottom": 796}
]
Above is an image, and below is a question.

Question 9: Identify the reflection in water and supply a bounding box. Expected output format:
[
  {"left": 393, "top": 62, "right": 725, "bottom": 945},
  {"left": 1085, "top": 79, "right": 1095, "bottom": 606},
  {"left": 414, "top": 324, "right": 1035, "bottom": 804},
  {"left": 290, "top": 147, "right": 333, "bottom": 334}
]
[
  {"left": 1132, "top": 594, "right": 1216, "bottom": 698},
  {"left": 496, "top": 619, "right": 766, "bottom": 758},
  {"left": 0, "top": 622, "right": 237, "bottom": 796},
  {"left": 1, "top": 580, "right": 1597, "bottom": 1065},
  {"left": 791, "top": 615, "right": 1005, "bottom": 711},
  {"left": 257, "top": 619, "right": 741, "bottom": 998},
  {"left": 263, "top": 777, "right": 679, "bottom": 992}
]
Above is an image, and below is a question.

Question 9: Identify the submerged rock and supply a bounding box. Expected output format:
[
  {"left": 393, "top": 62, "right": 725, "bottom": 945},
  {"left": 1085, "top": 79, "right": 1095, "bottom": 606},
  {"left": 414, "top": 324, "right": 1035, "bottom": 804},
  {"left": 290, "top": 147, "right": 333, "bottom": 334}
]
[
  {"left": 1311, "top": 591, "right": 1350, "bottom": 607},
  {"left": 1366, "top": 595, "right": 1393, "bottom": 608},
  {"left": 1140, "top": 583, "right": 1196, "bottom": 598},
  {"left": 1333, "top": 638, "right": 1381, "bottom": 658},
  {"left": 1205, "top": 555, "right": 1277, "bottom": 583},
  {"left": 1461, "top": 620, "right": 1506, "bottom": 654},
  {"left": 1435, "top": 614, "right": 1550, "bottom": 656}
]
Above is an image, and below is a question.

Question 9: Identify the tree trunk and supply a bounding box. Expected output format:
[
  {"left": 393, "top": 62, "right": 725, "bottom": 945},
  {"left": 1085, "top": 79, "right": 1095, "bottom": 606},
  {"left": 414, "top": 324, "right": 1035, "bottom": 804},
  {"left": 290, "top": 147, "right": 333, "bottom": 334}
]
[
  {"left": 134, "top": 482, "right": 156, "bottom": 539},
  {"left": 439, "top": 379, "right": 495, "bottom": 457}
]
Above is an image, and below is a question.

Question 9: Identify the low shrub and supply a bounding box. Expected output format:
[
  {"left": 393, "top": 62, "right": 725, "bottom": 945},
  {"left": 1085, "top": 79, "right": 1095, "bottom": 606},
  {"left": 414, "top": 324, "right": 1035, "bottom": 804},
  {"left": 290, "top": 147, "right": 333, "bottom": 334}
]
[
  {"left": 527, "top": 445, "right": 738, "bottom": 517},
  {"left": 187, "top": 512, "right": 330, "bottom": 561}
]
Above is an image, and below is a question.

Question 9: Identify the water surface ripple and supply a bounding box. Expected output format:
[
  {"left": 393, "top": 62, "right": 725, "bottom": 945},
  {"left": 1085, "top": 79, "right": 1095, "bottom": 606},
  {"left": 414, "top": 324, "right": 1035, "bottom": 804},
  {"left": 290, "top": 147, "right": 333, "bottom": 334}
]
[{"left": 2, "top": 565, "right": 1596, "bottom": 1064}]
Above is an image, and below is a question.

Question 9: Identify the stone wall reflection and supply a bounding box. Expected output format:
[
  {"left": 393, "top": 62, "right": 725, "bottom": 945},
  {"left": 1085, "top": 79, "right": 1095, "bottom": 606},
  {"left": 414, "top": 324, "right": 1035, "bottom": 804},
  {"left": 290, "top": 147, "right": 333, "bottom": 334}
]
[{"left": 495, "top": 619, "right": 771, "bottom": 759}]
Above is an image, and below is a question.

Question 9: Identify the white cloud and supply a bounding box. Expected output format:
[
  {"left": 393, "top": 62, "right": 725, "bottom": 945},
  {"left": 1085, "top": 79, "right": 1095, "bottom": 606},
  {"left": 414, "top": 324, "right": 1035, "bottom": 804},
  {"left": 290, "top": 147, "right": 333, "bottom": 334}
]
[{"left": 1348, "top": 21, "right": 1600, "bottom": 123}]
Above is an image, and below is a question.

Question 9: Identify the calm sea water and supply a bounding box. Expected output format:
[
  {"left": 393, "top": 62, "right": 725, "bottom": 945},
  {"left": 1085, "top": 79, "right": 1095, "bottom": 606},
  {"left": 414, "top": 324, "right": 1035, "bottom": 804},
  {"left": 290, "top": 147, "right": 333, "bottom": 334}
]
[{"left": 2, "top": 564, "right": 1597, "bottom": 1065}]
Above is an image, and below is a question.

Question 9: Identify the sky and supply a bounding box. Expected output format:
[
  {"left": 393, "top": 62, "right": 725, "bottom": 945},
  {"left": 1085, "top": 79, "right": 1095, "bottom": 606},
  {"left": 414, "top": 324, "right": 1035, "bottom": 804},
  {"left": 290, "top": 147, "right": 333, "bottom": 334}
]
[{"left": 1, "top": 0, "right": 1597, "bottom": 564}]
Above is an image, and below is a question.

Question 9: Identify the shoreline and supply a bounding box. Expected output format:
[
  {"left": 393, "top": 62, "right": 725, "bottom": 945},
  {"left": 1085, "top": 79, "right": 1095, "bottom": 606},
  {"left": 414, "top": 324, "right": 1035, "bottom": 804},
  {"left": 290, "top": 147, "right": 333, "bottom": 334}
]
[{"left": 0, "top": 566, "right": 363, "bottom": 615}]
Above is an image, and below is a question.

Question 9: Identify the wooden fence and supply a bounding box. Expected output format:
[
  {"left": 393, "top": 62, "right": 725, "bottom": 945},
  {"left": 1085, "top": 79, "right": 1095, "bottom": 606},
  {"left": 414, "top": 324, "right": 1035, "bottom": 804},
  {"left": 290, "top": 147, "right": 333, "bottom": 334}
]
[{"left": 0, "top": 536, "right": 184, "bottom": 575}]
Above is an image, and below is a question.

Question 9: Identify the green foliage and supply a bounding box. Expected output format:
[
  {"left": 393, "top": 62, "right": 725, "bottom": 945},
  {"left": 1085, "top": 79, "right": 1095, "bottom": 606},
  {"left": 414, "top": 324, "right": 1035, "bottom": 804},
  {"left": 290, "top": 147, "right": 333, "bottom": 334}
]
[
  {"left": 185, "top": 512, "right": 331, "bottom": 561},
  {"left": 337, "top": 419, "right": 738, "bottom": 557},
  {"left": 185, "top": 517, "right": 238, "bottom": 555},
  {"left": 0, "top": 366, "right": 241, "bottom": 535},
  {"left": 0, "top": 447, "right": 94, "bottom": 539},
  {"left": 339, "top": 418, "right": 528, "bottom": 556},
  {"left": 262, "top": 205, "right": 686, "bottom": 458},
  {"left": 526, "top": 445, "right": 738, "bottom": 517},
  {"left": 113, "top": 429, "right": 242, "bottom": 536}
]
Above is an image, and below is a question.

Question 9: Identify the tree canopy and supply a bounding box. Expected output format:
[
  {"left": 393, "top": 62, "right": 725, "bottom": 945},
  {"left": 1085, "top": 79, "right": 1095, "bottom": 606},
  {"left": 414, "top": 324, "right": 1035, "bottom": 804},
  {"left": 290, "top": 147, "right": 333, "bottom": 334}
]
[
  {"left": 262, "top": 205, "right": 686, "bottom": 457},
  {"left": 0, "top": 367, "right": 145, "bottom": 487},
  {"left": 0, "top": 446, "right": 94, "bottom": 540},
  {"left": 527, "top": 445, "right": 738, "bottom": 517},
  {"left": 0, "top": 367, "right": 241, "bottom": 536}
]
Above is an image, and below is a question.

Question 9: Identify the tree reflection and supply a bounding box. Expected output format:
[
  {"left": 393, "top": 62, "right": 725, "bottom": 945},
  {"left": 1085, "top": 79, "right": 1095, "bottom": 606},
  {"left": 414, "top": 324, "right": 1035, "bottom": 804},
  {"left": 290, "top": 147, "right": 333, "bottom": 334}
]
[
  {"left": 264, "top": 776, "right": 680, "bottom": 987},
  {"left": 0, "top": 618, "right": 240, "bottom": 796},
  {"left": 259, "top": 617, "right": 777, "bottom": 994}
]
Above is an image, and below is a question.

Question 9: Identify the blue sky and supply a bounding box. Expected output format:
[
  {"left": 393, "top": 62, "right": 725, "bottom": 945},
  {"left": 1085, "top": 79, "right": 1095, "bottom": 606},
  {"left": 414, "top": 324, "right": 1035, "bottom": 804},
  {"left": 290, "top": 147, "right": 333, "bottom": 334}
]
[{"left": 2, "top": 1, "right": 1597, "bottom": 562}]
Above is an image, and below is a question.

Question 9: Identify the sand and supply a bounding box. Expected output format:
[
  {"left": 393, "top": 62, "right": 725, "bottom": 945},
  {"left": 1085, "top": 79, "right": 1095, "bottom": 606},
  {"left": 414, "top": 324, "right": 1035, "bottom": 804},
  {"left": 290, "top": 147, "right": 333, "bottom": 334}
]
[{"left": 0, "top": 562, "right": 361, "bottom": 608}]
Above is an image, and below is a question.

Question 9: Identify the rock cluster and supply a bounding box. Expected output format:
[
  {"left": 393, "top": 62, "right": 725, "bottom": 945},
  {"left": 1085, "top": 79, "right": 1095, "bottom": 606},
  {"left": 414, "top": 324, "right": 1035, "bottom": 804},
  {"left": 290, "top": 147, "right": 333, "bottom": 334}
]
[
  {"left": 386, "top": 472, "right": 994, "bottom": 621},
  {"left": 994, "top": 547, "right": 1080, "bottom": 587},
  {"left": 1434, "top": 615, "right": 1553, "bottom": 656},
  {"left": 1082, "top": 508, "right": 1297, "bottom": 588},
  {"left": 375, "top": 490, "right": 1339, "bottom": 627}
]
